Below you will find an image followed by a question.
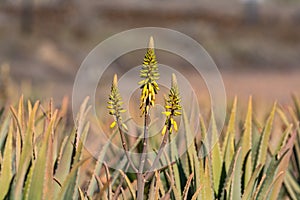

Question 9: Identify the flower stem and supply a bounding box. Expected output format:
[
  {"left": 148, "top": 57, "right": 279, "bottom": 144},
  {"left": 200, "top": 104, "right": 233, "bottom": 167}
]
[
  {"left": 137, "top": 113, "right": 150, "bottom": 200},
  {"left": 117, "top": 119, "right": 138, "bottom": 173},
  {"left": 145, "top": 129, "right": 169, "bottom": 181}
]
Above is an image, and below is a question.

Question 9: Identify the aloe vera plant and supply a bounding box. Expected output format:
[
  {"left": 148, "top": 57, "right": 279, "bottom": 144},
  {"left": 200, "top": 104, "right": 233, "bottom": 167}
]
[{"left": 0, "top": 37, "right": 297, "bottom": 200}]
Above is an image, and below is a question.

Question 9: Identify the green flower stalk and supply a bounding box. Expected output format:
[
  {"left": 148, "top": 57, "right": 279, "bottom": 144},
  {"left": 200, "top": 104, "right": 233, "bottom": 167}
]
[
  {"left": 145, "top": 73, "right": 182, "bottom": 181},
  {"left": 161, "top": 73, "right": 182, "bottom": 135},
  {"left": 139, "top": 36, "right": 160, "bottom": 115},
  {"left": 107, "top": 74, "right": 137, "bottom": 172},
  {"left": 137, "top": 36, "right": 160, "bottom": 200},
  {"left": 107, "top": 74, "right": 127, "bottom": 130}
]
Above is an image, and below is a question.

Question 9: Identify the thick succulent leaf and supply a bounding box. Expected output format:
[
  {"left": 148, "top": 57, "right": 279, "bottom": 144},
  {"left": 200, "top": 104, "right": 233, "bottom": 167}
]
[
  {"left": 191, "top": 185, "right": 203, "bottom": 200},
  {"left": 110, "top": 136, "right": 142, "bottom": 186},
  {"left": 255, "top": 102, "right": 276, "bottom": 168},
  {"left": 70, "top": 122, "right": 90, "bottom": 200},
  {"left": 170, "top": 134, "right": 182, "bottom": 198},
  {"left": 284, "top": 171, "right": 300, "bottom": 198},
  {"left": 220, "top": 147, "right": 241, "bottom": 200},
  {"left": 86, "top": 125, "right": 120, "bottom": 196},
  {"left": 0, "top": 120, "right": 13, "bottom": 199},
  {"left": 78, "top": 187, "right": 85, "bottom": 200},
  {"left": 13, "top": 101, "right": 39, "bottom": 200},
  {"left": 273, "top": 124, "right": 292, "bottom": 156},
  {"left": 276, "top": 107, "right": 289, "bottom": 127},
  {"left": 199, "top": 157, "right": 214, "bottom": 200},
  {"left": 210, "top": 112, "right": 223, "bottom": 195},
  {"left": 256, "top": 150, "right": 288, "bottom": 200},
  {"left": 182, "top": 109, "right": 201, "bottom": 199},
  {"left": 148, "top": 175, "right": 157, "bottom": 200},
  {"left": 242, "top": 164, "right": 263, "bottom": 200},
  {"left": 182, "top": 173, "right": 194, "bottom": 200},
  {"left": 23, "top": 162, "right": 35, "bottom": 200},
  {"left": 53, "top": 128, "right": 76, "bottom": 196},
  {"left": 27, "top": 111, "right": 57, "bottom": 200},
  {"left": 292, "top": 94, "right": 300, "bottom": 119},
  {"left": 119, "top": 170, "right": 136, "bottom": 199},
  {"left": 0, "top": 116, "right": 9, "bottom": 153},
  {"left": 223, "top": 97, "right": 237, "bottom": 172},
  {"left": 56, "top": 158, "right": 89, "bottom": 200},
  {"left": 241, "top": 97, "right": 252, "bottom": 186},
  {"left": 269, "top": 130, "right": 297, "bottom": 200},
  {"left": 230, "top": 146, "right": 243, "bottom": 200}
]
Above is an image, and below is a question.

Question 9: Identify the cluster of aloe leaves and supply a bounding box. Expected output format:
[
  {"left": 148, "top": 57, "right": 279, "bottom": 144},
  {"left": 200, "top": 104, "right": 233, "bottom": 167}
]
[
  {"left": 0, "top": 95, "right": 298, "bottom": 200},
  {"left": 0, "top": 45, "right": 299, "bottom": 199}
]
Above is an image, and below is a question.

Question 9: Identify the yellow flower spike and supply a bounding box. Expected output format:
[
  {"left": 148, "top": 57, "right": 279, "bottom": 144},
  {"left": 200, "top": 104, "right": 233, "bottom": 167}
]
[
  {"left": 139, "top": 37, "right": 160, "bottom": 115},
  {"left": 107, "top": 74, "right": 127, "bottom": 131},
  {"left": 161, "top": 73, "right": 182, "bottom": 135}
]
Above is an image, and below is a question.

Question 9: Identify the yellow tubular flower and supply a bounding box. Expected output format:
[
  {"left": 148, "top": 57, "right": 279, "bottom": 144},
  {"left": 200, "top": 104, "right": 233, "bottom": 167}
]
[
  {"left": 139, "top": 37, "right": 160, "bottom": 115},
  {"left": 162, "top": 74, "right": 182, "bottom": 135}
]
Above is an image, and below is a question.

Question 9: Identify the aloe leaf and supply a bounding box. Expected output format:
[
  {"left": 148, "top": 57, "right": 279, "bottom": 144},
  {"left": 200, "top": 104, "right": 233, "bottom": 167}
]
[
  {"left": 182, "top": 109, "right": 201, "bottom": 199},
  {"left": 23, "top": 162, "right": 34, "bottom": 200},
  {"left": 155, "top": 172, "right": 160, "bottom": 200},
  {"left": 53, "top": 128, "right": 76, "bottom": 196},
  {"left": 223, "top": 96, "right": 237, "bottom": 172},
  {"left": 86, "top": 128, "right": 118, "bottom": 197},
  {"left": 119, "top": 170, "right": 136, "bottom": 199},
  {"left": 69, "top": 122, "right": 90, "bottom": 200},
  {"left": 191, "top": 184, "right": 203, "bottom": 200},
  {"left": 57, "top": 158, "right": 89, "bottom": 200},
  {"left": 241, "top": 97, "right": 252, "bottom": 186},
  {"left": 292, "top": 94, "right": 300, "bottom": 119},
  {"left": 54, "top": 98, "right": 90, "bottom": 198},
  {"left": 269, "top": 130, "right": 297, "bottom": 200},
  {"left": 255, "top": 102, "right": 276, "bottom": 168},
  {"left": 256, "top": 150, "right": 288, "bottom": 200},
  {"left": 148, "top": 175, "right": 156, "bottom": 200},
  {"left": 276, "top": 107, "right": 289, "bottom": 127},
  {"left": 27, "top": 111, "right": 57, "bottom": 200},
  {"left": 242, "top": 164, "right": 263, "bottom": 200},
  {"left": 0, "top": 120, "right": 14, "bottom": 199},
  {"left": 0, "top": 116, "right": 9, "bottom": 152},
  {"left": 78, "top": 187, "right": 85, "bottom": 200},
  {"left": 285, "top": 170, "right": 300, "bottom": 195},
  {"left": 162, "top": 148, "right": 181, "bottom": 200},
  {"left": 182, "top": 173, "right": 194, "bottom": 200},
  {"left": 205, "top": 157, "right": 214, "bottom": 199},
  {"left": 273, "top": 124, "right": 292, "bottom": 156},
  {"left": 13, "top": 100, "right": 39, "bottom": 200},
  {"left": 183, "top": 110, "right": 195, "bottom": 172},
  {"left": 110, "top": 136, "right": 142, "bottom": 186},
  {"left": 262, "top": 171, "right": 284, "bottom": 200},
  {"left": 157, "top": 171, "right": 165, "bottom": 197},
  {"left": 220, "top": 147, "right": 241, "bottom": 200},
  {"left": 170, "top": 134, "right": 182, "bottom": 197},
  {"left": 283, "top": 175, "right": 298, "bottom": 200},
  {"left": 210, "top": 112, "right": 223, "bottom": 195}
]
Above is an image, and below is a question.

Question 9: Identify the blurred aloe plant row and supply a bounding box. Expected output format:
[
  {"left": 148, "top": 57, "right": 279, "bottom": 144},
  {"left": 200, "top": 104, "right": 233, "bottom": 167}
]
[{"left": 0, "top": 37, "right": 299, "bottom": 200}]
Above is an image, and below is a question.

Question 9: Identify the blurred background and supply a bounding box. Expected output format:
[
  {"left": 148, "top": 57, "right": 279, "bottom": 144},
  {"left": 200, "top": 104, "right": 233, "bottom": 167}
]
[{"left": 0, "top": 0, "right": 300, "bottom": 108}]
